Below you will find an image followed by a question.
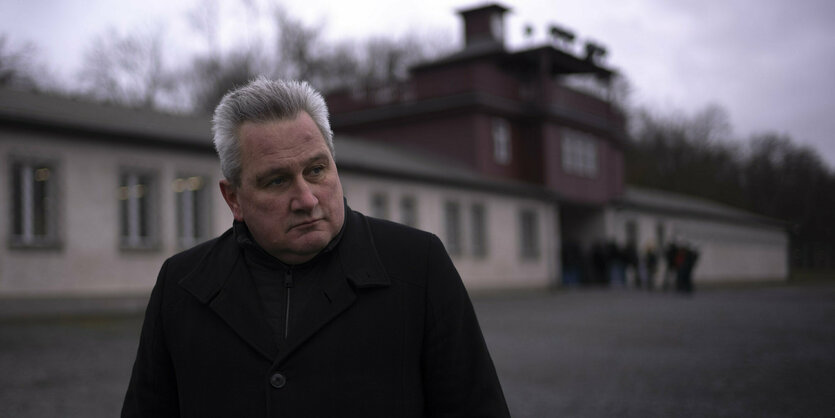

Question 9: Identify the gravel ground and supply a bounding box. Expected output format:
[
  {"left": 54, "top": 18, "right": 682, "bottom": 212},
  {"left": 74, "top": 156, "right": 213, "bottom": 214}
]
[
  {"left": 478, "top": 283, "right": 835, "bottom": 417},
  {"left": 1, "top": 283, "right": 833, "bottom": 417}
]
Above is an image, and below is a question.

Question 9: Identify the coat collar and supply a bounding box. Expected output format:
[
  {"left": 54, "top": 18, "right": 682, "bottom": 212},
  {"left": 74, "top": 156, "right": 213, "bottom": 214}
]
[
  {"left": 177, "top": 203, "right": 389, "bottom": 361},
  {"left": 337, "top": 206, "right": 390, "bottom": 289}
]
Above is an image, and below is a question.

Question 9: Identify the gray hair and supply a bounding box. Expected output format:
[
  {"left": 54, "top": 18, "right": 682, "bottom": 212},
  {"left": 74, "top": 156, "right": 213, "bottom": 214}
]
[{"left": 211, "top": 77, "right": 334, "bottom": 185}]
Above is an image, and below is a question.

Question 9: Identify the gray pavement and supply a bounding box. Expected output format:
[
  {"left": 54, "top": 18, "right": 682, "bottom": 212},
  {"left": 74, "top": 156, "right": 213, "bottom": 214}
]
[{"left": 1, "top": 283, "right": 834, "bottom": 417}]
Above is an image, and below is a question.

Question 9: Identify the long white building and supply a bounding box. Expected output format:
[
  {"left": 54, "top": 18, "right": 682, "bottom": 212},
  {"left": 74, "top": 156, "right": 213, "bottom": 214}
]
[{"left": 0, "top": 87, "right": 788, "bottom": 303}]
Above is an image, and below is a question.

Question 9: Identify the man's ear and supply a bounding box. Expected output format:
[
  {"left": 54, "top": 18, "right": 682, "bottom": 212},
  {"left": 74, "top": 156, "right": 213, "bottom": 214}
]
[{"left": 219, "top": 179, "right": 244, "bottom": 221}]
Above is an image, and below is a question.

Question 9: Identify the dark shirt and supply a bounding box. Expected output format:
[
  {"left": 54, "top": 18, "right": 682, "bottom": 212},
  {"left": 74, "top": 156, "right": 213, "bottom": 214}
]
[{"left": 234, "top": 220, "right": 344, "bottom": 345}]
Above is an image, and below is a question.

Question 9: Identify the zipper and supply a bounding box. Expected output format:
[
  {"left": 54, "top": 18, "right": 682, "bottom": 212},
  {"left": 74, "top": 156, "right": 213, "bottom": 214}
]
[{"left": 283, "top": 268, "right": 294, "bottom": 340}]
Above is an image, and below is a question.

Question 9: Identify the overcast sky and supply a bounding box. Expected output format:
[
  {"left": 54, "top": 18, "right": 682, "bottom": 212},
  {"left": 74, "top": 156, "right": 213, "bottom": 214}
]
[{"left": 3, "top": 0, "right": 835, "bottom": 168}]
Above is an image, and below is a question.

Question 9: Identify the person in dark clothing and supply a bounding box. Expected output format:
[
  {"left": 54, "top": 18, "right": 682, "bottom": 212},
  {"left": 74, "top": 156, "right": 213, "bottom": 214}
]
[
  {"left": 677, "top": 244, "right": 700, "bottom": 294},
  {"left": 662, "top": 242, "right": 679, "bottom": 291},
  {"left": 591, "top": 242, "right": 607, "bottom": 285},
  {"left": 122, "top": 78, "right": 509, "bottom": 417},
  {"left": 644, "top": 246, "right": 659, "bottom": 291},
  {"left": 606, "top": 241, "right": 626, "bottom": 287},
  {"left": 561, "top": 241, "right": 583, "bottom": 286},
  {"left": 624, "top": 243, "right": 639, "bottom": 288}
]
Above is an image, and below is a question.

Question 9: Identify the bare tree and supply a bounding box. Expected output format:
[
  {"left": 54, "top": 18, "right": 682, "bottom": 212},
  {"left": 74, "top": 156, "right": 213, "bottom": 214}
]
[
  {"left": 0, "top": 35, "right": 39, "bottom": 89},
  {"left": 269, "top": 6, "right": 452, "bottom": 94},
  {"left": 271, "top": 5, "right": 327, "bottom": 83},
  {"left": 186, "top": 0, "right": 221, "bottom": 59},
  {"left": 180, "top": 0, "right": 273, "bottom": 113},
  {"left": 626, "top": 104, "right": 746, "bottom": 207},
  {"left": 357, "top": 35, "right": 426, "bottom": 88},
  {"left": 77, "top": 26, "right": 175, "bottom": 109},
  {"left": 188, "top": 50, "right": 263, "bottom": 114},
  {"left": 690, "top": 104, "right": 732, "bottom": 145}
]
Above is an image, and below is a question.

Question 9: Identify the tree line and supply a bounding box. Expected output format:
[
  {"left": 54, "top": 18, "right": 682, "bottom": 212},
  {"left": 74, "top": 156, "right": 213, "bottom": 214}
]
[{"left": 626, "top": 105, "right": 835, "bottom": 272}]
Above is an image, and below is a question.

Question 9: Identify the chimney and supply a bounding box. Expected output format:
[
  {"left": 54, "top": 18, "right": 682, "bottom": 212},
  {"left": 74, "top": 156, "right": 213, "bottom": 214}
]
[{"left": 458, "top": 3, "right": 511, "bottom": 51}]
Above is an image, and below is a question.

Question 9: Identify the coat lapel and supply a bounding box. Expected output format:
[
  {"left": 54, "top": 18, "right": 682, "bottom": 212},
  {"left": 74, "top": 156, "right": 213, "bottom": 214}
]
[
  {"left": 207, "top": 258, "right": 279, "bottom": 361},
  {"left": 179, "top": 230, "right": 279, "bottom": 361}
]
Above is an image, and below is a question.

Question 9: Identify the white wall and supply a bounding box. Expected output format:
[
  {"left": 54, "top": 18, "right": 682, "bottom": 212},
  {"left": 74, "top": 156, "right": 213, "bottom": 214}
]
[
  {"left": 612, "top": 208, "right": 789, "bottom": 283},
  {"left": 673, "top": 218, "right": 788, "bottom": 282},
  {"left": 341, "top": 173, "right": 558, "bottom": 290}
]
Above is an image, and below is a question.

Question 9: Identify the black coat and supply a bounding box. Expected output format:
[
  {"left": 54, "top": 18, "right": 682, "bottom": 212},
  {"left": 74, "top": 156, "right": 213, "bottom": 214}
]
[{"left": 122, "top": 207, "right": 510, "bottom": 417}]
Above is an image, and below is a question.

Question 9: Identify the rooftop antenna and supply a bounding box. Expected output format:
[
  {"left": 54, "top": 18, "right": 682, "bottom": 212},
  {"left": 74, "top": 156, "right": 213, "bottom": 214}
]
[
  {"left": 523, "top": 24, "right": 535, "bottom": 47},
  {"left": 548, "top": 24, "right": 575, "bottom": 51},
  {"left": 584, "top": 40, "right": 607, "bottom": 63}
]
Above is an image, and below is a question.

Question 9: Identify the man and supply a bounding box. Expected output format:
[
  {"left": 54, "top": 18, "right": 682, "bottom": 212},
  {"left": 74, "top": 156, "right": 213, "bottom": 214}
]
[{"left": 122, "top": 78, "right": 510, "bottom": 417}]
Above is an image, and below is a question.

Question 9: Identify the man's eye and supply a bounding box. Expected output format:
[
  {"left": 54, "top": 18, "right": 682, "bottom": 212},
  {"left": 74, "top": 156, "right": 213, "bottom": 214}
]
[
  {"left": 269, "top": 177, "right": 285, "bottom": 186},
  {"left": 310, "top": 166, "right": 325, "bottom": 175}
]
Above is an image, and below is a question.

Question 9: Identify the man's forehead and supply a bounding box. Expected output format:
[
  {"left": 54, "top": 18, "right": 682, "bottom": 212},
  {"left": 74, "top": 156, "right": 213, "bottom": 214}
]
[{"left": 238, "top": 114, "right": 326, "bottom": 146}]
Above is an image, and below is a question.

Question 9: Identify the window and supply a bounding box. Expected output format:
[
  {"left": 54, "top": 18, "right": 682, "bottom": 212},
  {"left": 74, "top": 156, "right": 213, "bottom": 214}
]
[
  {"left": 119, "top": 170, "right": 157, "bottom": 249},
  {"left": 561, "top": 73, "right": 612, "bottom": 103},
  {"left": 490, "top": 13, "right": 504, "bottom": 40},
  {"left": 10, "top": 158, "right": 60, "bottom": 247},
  {"left": 470, "top": 203, "right": 487, "bottom": 257},
  {"left": 492, "top": 117, "right": 511, "bottom": 165},
  {"left": 400, "top": 196, "right": 418, "bottom": 227},
  {"left": 444, "top": 201, "right": 462, "bottom": 256},
  {"left": 174, "top": 175, "right": 210, "bottom": 249},
  {"left": 561, "top": 130, "right": 598, "bottom": 178},
  {"left": 371, "top": 192, "right": 389, "bottom": 219},
  {"left": 519, "top": 209, "right": 540, "bottom": 259}
]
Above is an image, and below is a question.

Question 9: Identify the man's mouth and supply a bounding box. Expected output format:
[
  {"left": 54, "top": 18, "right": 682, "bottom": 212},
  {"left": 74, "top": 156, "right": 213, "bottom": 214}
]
[{"left": 289, "top": 218, "right": 322, "bottom": 231}]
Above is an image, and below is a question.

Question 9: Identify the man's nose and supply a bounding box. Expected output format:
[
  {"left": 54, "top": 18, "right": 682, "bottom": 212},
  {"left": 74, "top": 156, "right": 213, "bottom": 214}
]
[{"left": 289, "top": 179, "right": 318, "bottom": 212}]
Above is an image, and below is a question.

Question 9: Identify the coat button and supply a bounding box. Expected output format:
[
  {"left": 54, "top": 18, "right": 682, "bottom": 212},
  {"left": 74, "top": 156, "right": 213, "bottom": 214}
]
[{"left": 270, "top": 372, "right": 286, "bottom": 389}]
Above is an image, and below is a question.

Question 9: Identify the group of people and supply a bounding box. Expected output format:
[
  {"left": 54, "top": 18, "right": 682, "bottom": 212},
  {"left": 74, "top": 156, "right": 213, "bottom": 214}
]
[{"left": 562, "top": 240, "right": 699, "bottom": 293}]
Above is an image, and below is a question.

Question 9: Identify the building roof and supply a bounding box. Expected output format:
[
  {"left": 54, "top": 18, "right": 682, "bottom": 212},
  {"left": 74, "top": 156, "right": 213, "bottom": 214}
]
[
  {"left": 0, "top": 88, "right": 210, "bottom": 149},
  {"left": 618, "top": 186, "right": 786, "bottom": 229},
  {"left": 456, "top": 3, "right": 510, "bottom": 16},
  {"left": 411, "top": 43, "right": 614, "bottom": 79}
]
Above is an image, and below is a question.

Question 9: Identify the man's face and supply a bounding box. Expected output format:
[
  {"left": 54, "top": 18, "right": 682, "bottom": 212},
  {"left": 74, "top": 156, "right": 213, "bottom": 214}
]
[{"left": 220, "top": 112, "right": 345, "bottom": 264}]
